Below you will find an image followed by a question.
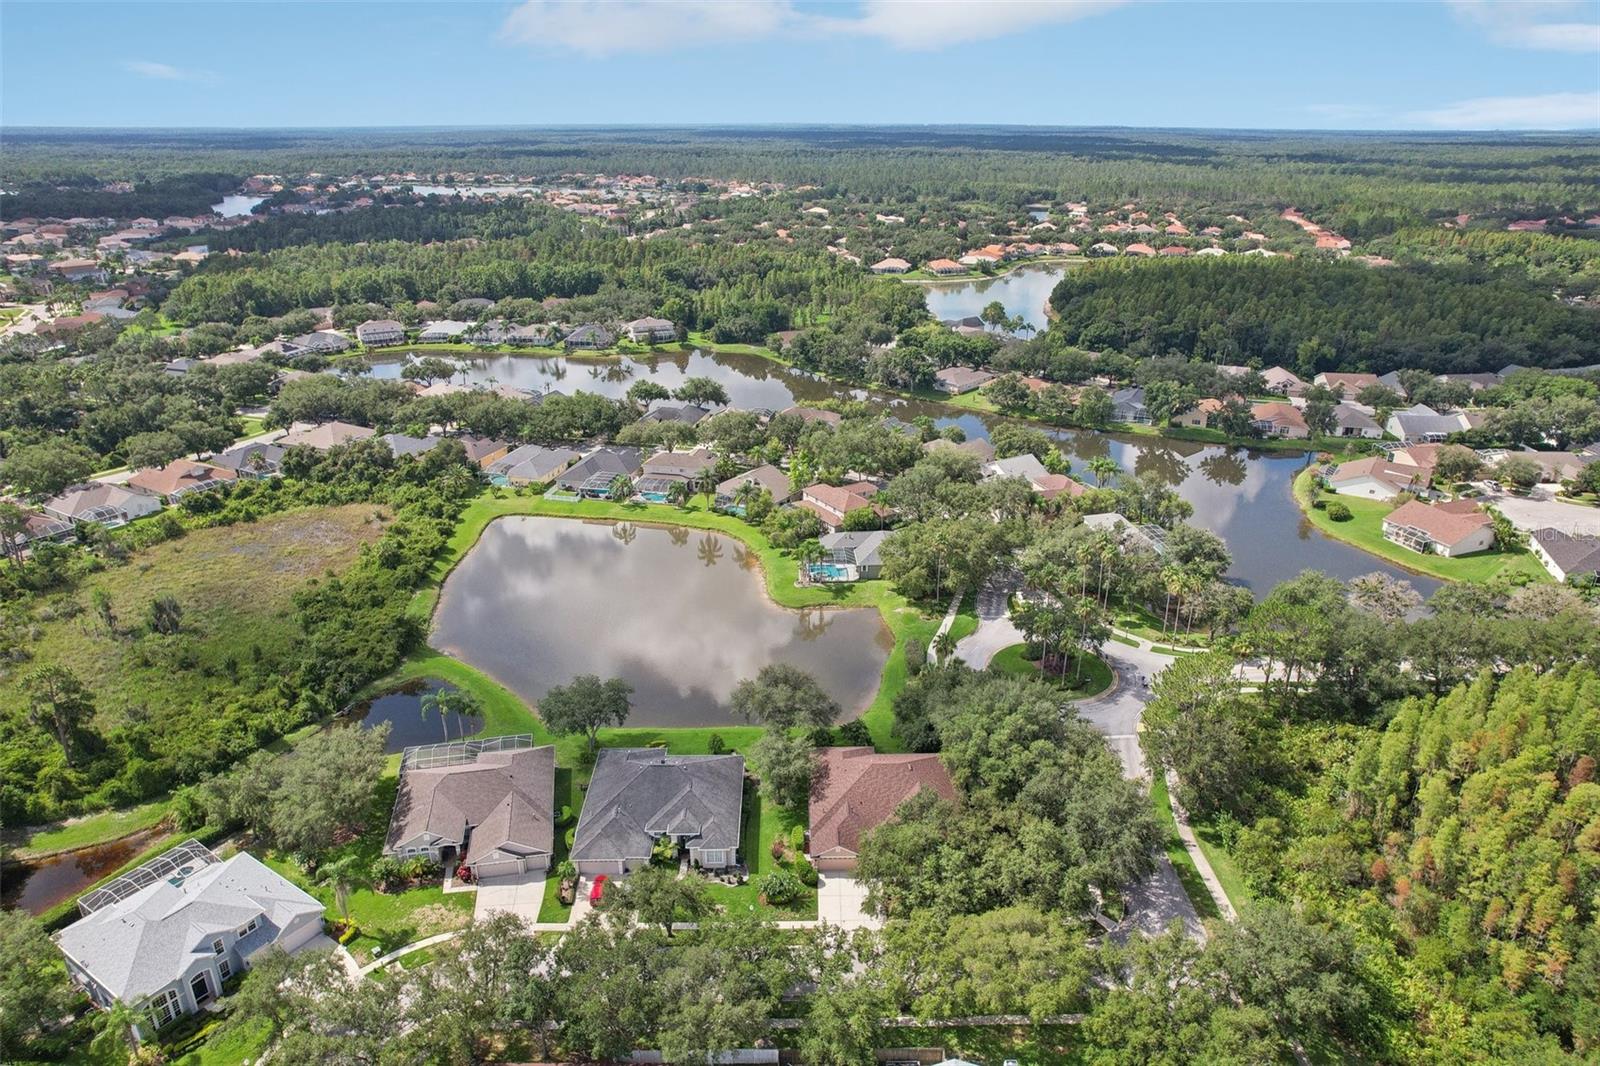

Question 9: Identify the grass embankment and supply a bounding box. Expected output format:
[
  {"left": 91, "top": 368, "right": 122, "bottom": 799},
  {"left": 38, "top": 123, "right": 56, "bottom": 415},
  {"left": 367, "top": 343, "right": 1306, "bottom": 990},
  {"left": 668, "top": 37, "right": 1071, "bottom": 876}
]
[
  {"left": 1148, "top": 775, "right": 1222, "bottom": 922},
  {"left": 10, "top": 800, "right": 171, "bottom": 858},
  {"left": 1113, "top": 601, "right": 1211, "bottom": 648},
  {"left": 989, "top": 644, "right": 1115, "bottom": 699},
  {"left": 1189, "top": 816, "right": 1252, "bottom": 912},
  {"left": 1293, "top": 469, "right": 1548, "bottom": 584}
]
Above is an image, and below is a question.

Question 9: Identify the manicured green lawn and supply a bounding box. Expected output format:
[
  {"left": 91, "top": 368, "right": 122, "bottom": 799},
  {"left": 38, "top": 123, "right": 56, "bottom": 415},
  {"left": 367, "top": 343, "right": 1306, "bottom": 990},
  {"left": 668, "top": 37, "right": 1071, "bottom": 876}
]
[
  {"left": 989, "top": 643, "right": 1115, "bottom": 699},
  {"left": 173, "top": 1018, "right": 272, "bottom": 1066},
  {"left": 1113, "top": 601, "right": 1211, "bottom": 647},
  {"left": 1149, "top": 775, "right": 1221, "bottom": 922},
  {"left": 703, "top": 780, "right": 816, "bottom": 920},
  {"left": 937, "top": 1024, "right": 1086, "bottom": 1066},
  {"left": 1191, "top": 816, "right": 1252, "bottom": 912},
  {"left": 14, "top": 800, "right": 171, "bottom": 858},
  {"left": 1294, "top": 470, "right": 1548, "bottom": 584}
]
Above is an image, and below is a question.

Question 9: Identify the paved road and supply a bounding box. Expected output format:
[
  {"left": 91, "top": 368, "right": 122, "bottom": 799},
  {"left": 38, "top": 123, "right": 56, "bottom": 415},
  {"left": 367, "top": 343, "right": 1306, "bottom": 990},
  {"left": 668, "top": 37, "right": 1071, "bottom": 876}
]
[
  {"left": 954, "top": 573, "right": 1024, "bottom": 668},
  {"left": 1072, "top": 636, "right": 1173, "bottom": 781}
]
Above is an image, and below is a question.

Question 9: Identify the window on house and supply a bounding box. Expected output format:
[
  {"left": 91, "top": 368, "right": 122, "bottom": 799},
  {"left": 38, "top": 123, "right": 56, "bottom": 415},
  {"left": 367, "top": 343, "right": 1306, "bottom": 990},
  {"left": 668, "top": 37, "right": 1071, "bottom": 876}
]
[
  {"left": 237, "top": 918, "right": 258, "bottom": 937},
  {"left": 148, "top": 989, "right": 180, "bottom": 1028},
  {"left": 218, "top": 958, "right": 232, "bottom": 980},
  {"left": 212, "top": 938, "right": 225, "bottom": 955}
]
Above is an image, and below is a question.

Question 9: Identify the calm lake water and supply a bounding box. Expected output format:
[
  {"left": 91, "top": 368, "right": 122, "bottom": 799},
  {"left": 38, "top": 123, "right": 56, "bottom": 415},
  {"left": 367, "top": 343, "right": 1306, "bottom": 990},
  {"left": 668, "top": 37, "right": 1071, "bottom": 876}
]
[
  {"left": 921, "top": 264, "right": 1066, "bottom": 332},
  {"left": 339, "top": 678, "right": 481, "bottom": 752},
  {"left": 431, "top": 517, "right": 894, "bottom": 727},
  {"left": 211, "top": 194, "right": 265, "bottom": 217},
  {"left": 1, "top": 826, "right": 167, "bottom": 916},
  {"left": 365, "top": 344, "right": 1437, "bottom": 597},
  {"left": 412, "top": 184, "right": 540, "bottom": 198}
]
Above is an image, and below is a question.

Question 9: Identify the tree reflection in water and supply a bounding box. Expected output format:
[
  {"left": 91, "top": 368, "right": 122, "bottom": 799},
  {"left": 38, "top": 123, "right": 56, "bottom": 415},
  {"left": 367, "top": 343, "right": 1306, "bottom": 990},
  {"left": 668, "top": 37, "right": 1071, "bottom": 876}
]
[
  {"left": 796, "top": 608, "right": 834, "bottom": 642},
  {"left": 1199, "top": 451, "right": 1248, "bottom": 487},
  {"left": 612, "top": 522, "right": 637, "bottom": 546},
  {"left": 696, "top": 533, "right": 724, "bottom": 567}
]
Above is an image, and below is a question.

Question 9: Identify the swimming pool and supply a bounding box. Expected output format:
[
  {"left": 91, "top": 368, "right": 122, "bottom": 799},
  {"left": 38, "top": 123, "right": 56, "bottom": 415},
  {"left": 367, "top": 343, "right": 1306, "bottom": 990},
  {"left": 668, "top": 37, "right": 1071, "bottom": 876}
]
[{"left": 808, "top": 562, "right": 855, "bottom": 582}]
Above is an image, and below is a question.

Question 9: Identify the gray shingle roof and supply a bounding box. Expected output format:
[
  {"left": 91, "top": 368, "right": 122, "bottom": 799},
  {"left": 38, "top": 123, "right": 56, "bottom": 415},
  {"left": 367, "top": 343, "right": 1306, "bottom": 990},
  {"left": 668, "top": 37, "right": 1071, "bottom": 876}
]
[
  {"left": 56, "top": 853, "right": 321, "bottom": 1003},
  {"left": 386, "top": 746, "right": 556, "bottom": 868},
  {"left": 571, "top": 749, "right": 744, "bottom": 864},
  {"left": 558, "top": 447, "right": 643, "bottom": 487},
  {"left": 819, "top": 530, "right": 891, "bottom": 568}
]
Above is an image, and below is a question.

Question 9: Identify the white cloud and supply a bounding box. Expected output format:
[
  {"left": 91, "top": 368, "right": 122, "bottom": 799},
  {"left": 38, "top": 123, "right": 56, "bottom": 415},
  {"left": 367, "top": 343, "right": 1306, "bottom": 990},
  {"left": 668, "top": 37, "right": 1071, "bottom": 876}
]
[
  {"left": 123, "top": 60, "right": 213, "bottom": 82},
  {"left": 500, "top": 0, "right": 794, "bottom": 56},
  {"left": 1447, "top": 0, "right": 1600, "bottom": 52},
  {"left": 499, "top": 0, "right": 1127, "bottom": 55},
  {"left": 1407, "top": 91, "right": 1600, "bottom": 129}
]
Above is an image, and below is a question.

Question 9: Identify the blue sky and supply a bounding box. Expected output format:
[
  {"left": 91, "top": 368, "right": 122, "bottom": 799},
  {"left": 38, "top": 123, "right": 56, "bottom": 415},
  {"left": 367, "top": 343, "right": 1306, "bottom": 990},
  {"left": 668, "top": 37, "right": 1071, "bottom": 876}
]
[{"left": 3, "top": 1, "right": 1598, "bottom": 130}]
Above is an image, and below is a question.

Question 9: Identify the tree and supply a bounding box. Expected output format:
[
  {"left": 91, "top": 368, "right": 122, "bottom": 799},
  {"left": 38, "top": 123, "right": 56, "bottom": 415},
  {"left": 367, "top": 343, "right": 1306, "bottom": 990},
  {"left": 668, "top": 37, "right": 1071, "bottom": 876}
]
[
  {"left": 1, "top": 440, "right": 97, "bottom": 499},
  {"left": 1207, "top": 903, "right": 1368, "bottom": 1047},
  {"left": 626, "top": 379, "right": 671, "bottom": 407},
  {"left": 654, "top": 915, "right": 803, "bottom": 1062},
  {"left": 932, "top": 628, "right": 956, "bottom": 665},
  {"left": 1432, "top": 443, "right": 1482, "bottom": 485},
  {"left": 1087, "top": 456, "right": 1121, "bottom": 486},
  {"left": 0, "top": 910, "right": 81, "bottom": 1056},
  {"left": 123, "top": 430, "right": 188, "bottom": 471},
  {"left": 751, "top": 727, "right": 814, "bottom": 809},
  {"left": 401, "top": 356, "right": 458, "bottom": 386},
  {"left": 607, "top": 473, "right": 634, "bottom": 500},
  {"left": 990, "top": 422, "right": 1055, "bottom": 461},
  {"left": 1139, "top": 652, "right": 1263, "bottom": 818},
  {"left": 796, "top": 537, "right": 826, "bottom": 582},
  {"left": 266, "top": 722, "right": 388, "bottom": 860},
  {"left": 0, "top": 501, "right": 29, "bottom": 566},
  {"left": 539, "top": 674, "right": 634, "bottom": 753},
  {"left": 22, "top": 665, "right": 95, "bottom": 765},
  {"left": 145, "top": 594, "right": 184, "bottom": 635},
  {"left": 602, "top": 864, "right": 710, "bottom": 936},
  {"left": 984, "top": 374, "right": 1032, "bottom": 411},
  {"left": 1496, "top": 454, "right": 1543, "bottom": 491},
  {"left": 672, "top": 376, "right": 730, "bottom": 408},
  {"left": 731, "top": 663, "right": 840, "bottom": 730},
  {"left": 1347, "top": 571, "right": 1422, "bottom": 622},
  {"left": 420, "top": 686, "right": 481, "bottom": 742},
  {"left": 1075, "top": 388, "right": 1114, "bottom": 429}
]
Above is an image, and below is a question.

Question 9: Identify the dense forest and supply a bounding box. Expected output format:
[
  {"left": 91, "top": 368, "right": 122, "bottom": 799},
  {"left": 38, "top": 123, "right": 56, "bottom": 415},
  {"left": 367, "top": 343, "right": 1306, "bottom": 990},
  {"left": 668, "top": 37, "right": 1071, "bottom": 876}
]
[{"left": 1045, "top": 257, "right": 1600, "bottom": 374}]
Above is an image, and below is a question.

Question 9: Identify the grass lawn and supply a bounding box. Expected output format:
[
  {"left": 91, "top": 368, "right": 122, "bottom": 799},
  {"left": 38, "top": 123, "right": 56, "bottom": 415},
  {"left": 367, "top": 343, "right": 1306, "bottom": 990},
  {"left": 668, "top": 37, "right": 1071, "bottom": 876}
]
[
  {"left": 172, "top": 1018, "right": 273, "bottom": 1066},
  {"left": 1113, "top": 601, "right": 1210, "bottom": 648},
  {"left": 538, "top": 764, "right": 587, "bottom": 923},
  {"left": 1190, "top": 816, "right": 1252, "bottom": 912},
  {"left": 1294, "top": 470, "right": 1549, "bottom": 584},
  {"left": 703, "top": 779, "right": 816, "bottom": 920},
  {"left": 989, "top": 643, "right": 1115, "bottom": 699},
  {"left": 11, "top": 799, "right": 171, "bottom": 858},
  {"left": 235, "top": 415, "right": 267, "bottom": 438},
  {"left": 1149, "top": 775, "right": 1222, "bottom": 922},
  {"left": 264, "top": 776, "right": 475, "bottom": 962},
  {"left": 0, "top": 504, "right": 385, "bottom": 731},
  {"left": 935, "top": 1024, "right": 1086, "bottom": 1066}
]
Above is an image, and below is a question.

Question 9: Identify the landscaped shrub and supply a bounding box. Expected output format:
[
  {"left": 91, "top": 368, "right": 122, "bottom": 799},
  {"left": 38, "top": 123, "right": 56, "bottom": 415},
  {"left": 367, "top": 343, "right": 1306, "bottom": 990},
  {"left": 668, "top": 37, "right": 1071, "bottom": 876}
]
[
  {"left": 559, "top": 804, "right": 574, "bottom": 826},
  {"left": 401, "top": 855, "right": 439, "bottom": 881},
  {"left": 792, "top": 854, "right": 818, "bottom": 888},
  {"left": 771, "top": 837, "right": 788, "bottom": 862},
  {"left": 554, "top": 859, "right": 576, "bottom": 883},
  {"left": 1326, "top": 501, "right": 1352, "bottom": 521},
  {"left": 369, "top": 856, "right": 405, "bottom": 891},
  {"left": 788, "top": 824, "right": 806, "bottom": 851},
  {"left": 905, "top": 635, "right": 927, "bottom": 676},
  {"left": 706, "top": 733, "right": 729, "bottom": 756},
  {"left": 565, "top": 826, "right": 576, "bottom": 849},
  {"left": 754, "top": 869, "right": 805, "bottom": 905},
  {"left": 834, "top": 719, "right": 872, "bottom": 747}
]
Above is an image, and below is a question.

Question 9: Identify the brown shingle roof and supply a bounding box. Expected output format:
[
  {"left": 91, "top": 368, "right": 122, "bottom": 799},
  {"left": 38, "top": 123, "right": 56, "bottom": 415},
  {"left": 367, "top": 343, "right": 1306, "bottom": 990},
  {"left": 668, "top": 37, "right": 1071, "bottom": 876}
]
[
  {"left": 1383, "top": 500, "right": 1492, "bottom": 548},
  {"left": 386, "top": 746, "right": 556, "bottom": 869},
  {"left": 808, "top": 747, "right": 956, "bottom": 859}
]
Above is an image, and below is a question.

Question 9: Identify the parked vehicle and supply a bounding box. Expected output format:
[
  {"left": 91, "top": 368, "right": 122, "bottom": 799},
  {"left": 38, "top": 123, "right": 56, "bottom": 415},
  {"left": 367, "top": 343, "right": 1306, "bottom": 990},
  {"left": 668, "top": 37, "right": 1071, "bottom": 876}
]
[{"left": 589, "top": 874, "right": 609, "bottom": 903}]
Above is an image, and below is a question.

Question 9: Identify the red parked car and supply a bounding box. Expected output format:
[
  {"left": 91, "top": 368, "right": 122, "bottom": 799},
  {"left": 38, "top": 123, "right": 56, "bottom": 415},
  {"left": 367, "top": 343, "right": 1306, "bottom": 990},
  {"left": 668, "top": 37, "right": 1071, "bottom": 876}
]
[{"left": 589, "top": 874, "right": 608, "bottom": 903}]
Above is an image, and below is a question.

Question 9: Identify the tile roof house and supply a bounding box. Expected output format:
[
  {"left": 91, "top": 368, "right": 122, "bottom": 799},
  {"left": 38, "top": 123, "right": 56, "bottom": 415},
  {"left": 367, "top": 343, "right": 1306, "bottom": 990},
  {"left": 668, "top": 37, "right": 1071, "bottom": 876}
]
[
  {"left": 1250, "top": 401, "right": 1309, "bottom": 439},
  {"left": 1172, "top": 397, "right": 1225, "bottom": 429},
  {"left": 278, "top": 421, "right": 376, "bottom": 450},
  {"left": 798, "top": 481, "right": 884, "bottom": 531},
  {"left": 1382, "top": 499, "right": 1494, "bottom": 557},
  {"left": 355, "top": 319, "right": 406, "bottom": 347},
  {"left": 923, "top": 258, "right": 967, "bottom": 276},
  {"left": 56, "top": 845, "right": 323, "bottom": 1040},
  {"left": 1261, "top": 367, "right": 1307, "bottom": 397},
  {"left": 487, "top": 444, "right": 581, "bottom": 485},
  {"left": 126, "top": 461, "right": 236, "bottom": 502},
  {"left": 933, "top": 366, "right": 996, "bottom": 394},
  {"left": 42, "top": 483, "right": 163, "bottom": 528},
  {"left": 1325, "top": 457, "right": 1430, "bottom": 500},
  {"left": 716, "top": 463, "right": 794, "bottom": 506},
  {"left": 622, "top": 316, "right": 677, "bottom": 343},
  {"left": 570, "top": 749, "right": 745, "bottom": 876},
  {"left": 870, "top": 257, "right": 911, "bottom": 274},
  {"left": 385, "top": 741, "right": 556, "bottom": 879},
  {"left": 457, "top": 436, "right": 513, "bottom": 468},
  {"left": 819, "top": 530, "right": 893, "bottom": 579},
  {"left": 1529, "top": 529, "right": 1600, "bottom": 583},
  {"left": 807, "top": 746, "right": 957, "bottom": 872}
]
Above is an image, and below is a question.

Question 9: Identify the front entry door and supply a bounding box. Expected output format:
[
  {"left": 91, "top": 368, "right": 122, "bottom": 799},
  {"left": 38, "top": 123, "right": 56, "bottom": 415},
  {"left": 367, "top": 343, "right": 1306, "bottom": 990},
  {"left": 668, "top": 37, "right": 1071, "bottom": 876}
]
[{"left": 190, "top": 971, "right": 212, "bottom": 1005}]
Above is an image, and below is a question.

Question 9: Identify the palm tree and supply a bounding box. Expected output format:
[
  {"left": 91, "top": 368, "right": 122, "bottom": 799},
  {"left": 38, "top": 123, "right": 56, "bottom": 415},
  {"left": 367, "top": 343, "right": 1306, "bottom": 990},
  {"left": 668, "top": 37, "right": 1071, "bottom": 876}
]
[
  {"left": 89, "top": 1000, "right": 145, "bottom": 1063},
  {"left": 1088, "top": 457, "right": 1121, "bottom": 487},
  {"left": 317, "top": 853, "right": 364, "bottom": 922},
  {"left": 932, "top": 629, "right": 957, "bottom": 666},
  {"left": 696, "top": 469, "right": 719, "bottom": 508},
  {"left": 607, "top": 474, "right": 634, "bottom": 501},
  {"left": 733, "top": 479, "right": 761, "bottom": 514},
  {"left": 667, "top": 480, "right": 690, "bottom": 510},
  {"left": 797, "top": 539, "right": 826, "bottom": 585},
  {"left": 1160, "top": 564, "right": 1184, "bottom": 638}
]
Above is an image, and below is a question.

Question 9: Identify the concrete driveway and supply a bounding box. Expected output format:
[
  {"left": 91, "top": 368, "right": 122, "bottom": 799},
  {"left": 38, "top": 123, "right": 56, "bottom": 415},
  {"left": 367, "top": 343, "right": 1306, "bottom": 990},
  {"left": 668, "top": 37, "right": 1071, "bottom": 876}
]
[
  {"left": 954, "top": 573, "right": 1024, "bottom": 668},
  {"left": 817, "top": 874, "right": 877, "bottom": 930},
  {"left": 1480, "top": 485, "right": 1600, "bottom": 537},
  {"left": 473, "top": 869, "right": 547, "bottom": 924}
]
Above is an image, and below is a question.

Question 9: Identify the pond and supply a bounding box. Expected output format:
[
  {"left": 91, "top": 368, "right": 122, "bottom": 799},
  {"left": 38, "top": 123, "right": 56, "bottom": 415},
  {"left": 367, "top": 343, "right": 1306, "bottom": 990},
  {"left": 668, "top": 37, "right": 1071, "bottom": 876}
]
[
  {"left": 920, "top": 263, "right": 1068, "bottom": 333},
  {"left": 1, "top": 826, "right": 167, "bottom": 916},
  {"left": 431, "top": 517, "right": 895, "bottom": 727},
  {"left": 211, "top": 194, "right": 265, "bottom": 217},
  {"left": 362, "top": 347, "right": 1438, "bottom": 597},
  {"left": 411, "top": 184, "right": 540, "bottom": 198},
  {"left": 339, "top": 678, "right": 482, "bottom": 752}
]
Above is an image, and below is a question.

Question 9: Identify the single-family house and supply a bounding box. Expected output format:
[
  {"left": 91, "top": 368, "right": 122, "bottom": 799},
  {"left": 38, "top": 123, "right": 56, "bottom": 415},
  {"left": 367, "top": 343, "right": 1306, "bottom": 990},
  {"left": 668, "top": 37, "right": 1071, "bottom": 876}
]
[
  {"left": 1437, "top": 372, "right": 1502, "bottom": 392},
  {"left": 715, "top": 464, "right": 794, "bottom": 508},
  {"left": 1031, "top": 473, "right": 1088, "bottom": 501},
  {"left": 0, "top": 510, "right": 74, "bottom": 555},
  {"left": 282, "top": 331, "right": 350, "bottom": 356},
  {"left": 780, "top": 406, "right": 842, "bottom": 426},
  {"left": 42, "top": 483, "right": 162, "bottom": 528},
  {"left": 1250, "top": 401, "right": 1309, "bottom": 439},
  {"left": 55, "top": 844, "right": 323, "bottom": 1041},
  {"left": 382, "top": 433, "right": 445, "bottom": 458},
  {"left": 870, "top": 257, "right": 910, "bottom": 275},
  {"left": 1081, "top": 512, "right": 1167, "bottom": 555},
  {"left": 48, "top": 258, "right": 108, "bottom": 283},
  {"left": 1382, "top": 499, "right": 1495, "bottom": 557},
  {"left": 640, "top": 403, "right": 711, "bottom": 426},
  {"left": 623, "top": 317, "right": 677, "bottom": 344},
  {"left": 1325, "top": 457, "right": 1429, "bottom": 500},
  {"left": 983, "top": 453, "right": 1050, "bottom": 484},
  {"left": 458, "top": 435, "right": 514, "bottom": 469},
  {"left": 1171, "top": 398, "right": 1224, "bottom": 429},
  {"left": 385, "top": 738, "right": 556, "bottom": 879},
  {"left": 807, "top": 747, "right": 957, "bottom": 872},
  {"left": 278, "top": 421, "right": 375, "bottom": 450},
  {"left": 1111, "top": 387, "right": 1150, "bottom": 424},
  {"left": 1086, "top": 242, "right": 1120, "bottom": 257},
  {"left": 1313, "top": 372, "right": 1379, "bottom": 396},
  {"left": 922, "top": 437, "right": 997, "bottom": 463},
  {"left": 207, "top": 442, "right": 287, "bottom": 479},
  {"left": 1517, "top": 450, "right": 1592, "bottom": 483},
  {"left": 1332, "top": 402, "right": 1383, "bottom": 439},
  {"left": 923, "top": 258, "right": 967, "bottom": 276},
  {"left": 1375, "top": 370, "right": 1408, "bottom": 397},
  {"left": 418, "top": 320, "right": 471, "bottom": 343},
  {"left": 1261, "top": 367, "right": 1307, "bottom": 397},
  {"left": 1529, "top": 529, "right": 1600, "bottom": 583},
  {"left": 933, "top": 366, "right": 996, "bottom": 395},
  {"left": 1386, "top": 404, "right": 1471, "bottom": 444},
  {"left": 355, "top": 319, "right": 406, "bottom": 347},
  {"left": 487, "top": 444, "right": 581, "bottom": 486},
  {"left": 507, "top": 324, "right": 560, "bottom": 347},
  {"left": 126, "top": 460, "right": 236, "bottom": 502},
  {"left": 819, "top": 530, "right": 892, "bottom": 579},
  {"left": 564, "top": 323, "right": 615, "bottom": 350},
  {"left": 569, "top": 749, "right": 745, "bottom": 876},
  {"left": 798, "top": 481, "right": 883, "bottom": 531},
  {"left": 556, "top": 447, "right": 644, "bottom": 496},
  {"left": 1124, "top": 242, "right": 1157, "bottom": 257},
  {"left": 641, "top": 447, "right": 718, "bottom": 483}
]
